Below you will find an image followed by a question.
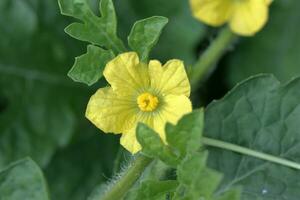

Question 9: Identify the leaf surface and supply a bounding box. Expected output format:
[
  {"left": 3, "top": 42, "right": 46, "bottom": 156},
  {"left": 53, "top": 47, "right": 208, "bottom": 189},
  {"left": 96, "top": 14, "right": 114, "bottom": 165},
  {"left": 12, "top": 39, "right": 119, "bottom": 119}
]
[
  {"left": 137, "top": 110, "right": 205, "bottom": 166},
  {"left": 174, "top": 152, "right": 222, "bottom": 200},
  {"left": 125, "top": 180, "right": 178, "bottom": 200},
  {"left": 0, "top": 158, "right": 49, "bottom": 200},
  {"left": 128, "top": 16, "right": 168, "bottom": 62},
  {"left": 137, "top": 124, "right": 178, "bottom": 167},
  {"left": 0, "top": 0, "right": 91, "bottom": 168},
  {"left": 205, "top": 74, "right": 300, "bottom": 199},
  {"left": 68, "top": 45, "right": 114, "bottom": 85},
  {"left": 166, "top": 109, "right": 204, "bottom": 159},
  {"left": 46, "top": 129, "right": 119, "bottom": 200},
  {"left": 59, "top": 0, "right": 125, "bottom": 54},
  {"left": 116, "top": 0, "right": 206, "bottom": 64}
]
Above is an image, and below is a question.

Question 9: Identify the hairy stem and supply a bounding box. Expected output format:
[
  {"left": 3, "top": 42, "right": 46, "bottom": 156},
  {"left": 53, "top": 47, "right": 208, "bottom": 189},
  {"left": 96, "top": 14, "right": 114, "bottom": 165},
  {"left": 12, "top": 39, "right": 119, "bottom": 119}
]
[
  {"left": 190, "top": 26, "right": 237, "bottom": 91},
  {"left": 112, "top": 147, "right": 124, "bottom": 175},
  {"left": 203, "top": 137, "right": 300, "bottom": 170},
  {"left": 101, "top": 155, "right": 153, "bottom": 200}
]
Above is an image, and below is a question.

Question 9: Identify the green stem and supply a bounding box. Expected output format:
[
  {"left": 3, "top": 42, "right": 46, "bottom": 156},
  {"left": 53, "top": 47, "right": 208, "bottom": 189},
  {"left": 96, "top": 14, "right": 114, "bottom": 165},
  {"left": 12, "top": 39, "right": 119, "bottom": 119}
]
[
  {"left": 202, "top": 137, "right": 300, "bottom": 170},
  {"left": 112, "top": 146, "right": 124, "bottom": 175},
  {"left": 101, "top": 155, "right": 153, "bottom": 200},
  {"left": 190, "top": 26, "right": 237, "bottom": 91}
]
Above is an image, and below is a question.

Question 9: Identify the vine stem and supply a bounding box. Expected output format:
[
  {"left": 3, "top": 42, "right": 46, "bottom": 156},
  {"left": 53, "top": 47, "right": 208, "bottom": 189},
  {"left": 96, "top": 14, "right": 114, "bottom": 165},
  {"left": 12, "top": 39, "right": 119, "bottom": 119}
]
[
  {"left": 202, "top": 137, "right": 300, "bottom": 170},
  {"left": 190, "top": 26, "right": 237, "bottom": 91},
  {"left": 101, "top": 155, "right": 153, "bottom": 200},
  {"left": 112, "top": 146, "right": 124, "bottom": 175}
]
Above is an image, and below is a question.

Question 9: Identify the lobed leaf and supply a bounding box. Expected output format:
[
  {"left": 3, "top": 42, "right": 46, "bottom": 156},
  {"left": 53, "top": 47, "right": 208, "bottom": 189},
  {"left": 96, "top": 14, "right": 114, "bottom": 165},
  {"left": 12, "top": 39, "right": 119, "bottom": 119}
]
[
  {"left": 136, "top": 123, "right": 179, "bottom": 167},
  {"left": 137, "top": 110, "right": 205, "bottom": 167},
  {"left": 68, "top": 45, "right": 114, "bottom": 85},
  {"left": 118, "top": 0, "right": 206, "bottom": 64},
  {"left": 128, "top": 16, "right": 168, "bottom": 62},
  {"left": 58, "top": 0, "right": 126, "bottom": 85},
  {"left": 205, "top": 74, "right": 300, "bottom": 199},
  {"left": 174, "top": 152, "right": 223, "bottom": 200},
  {"left": 125, "top": 180, "right": 178, "bottom": 200},
  {"left": 0, "top": 158, "right": 49, "bottom": 200},
  {"left": 215, "top": 188, "right": 241, "bottom": 200},
  {"left": 166, "top": 109, "right": 204, "bottom": 159},
  {"left": 58, "top": 0, "right": 125, "bottom": 54}
]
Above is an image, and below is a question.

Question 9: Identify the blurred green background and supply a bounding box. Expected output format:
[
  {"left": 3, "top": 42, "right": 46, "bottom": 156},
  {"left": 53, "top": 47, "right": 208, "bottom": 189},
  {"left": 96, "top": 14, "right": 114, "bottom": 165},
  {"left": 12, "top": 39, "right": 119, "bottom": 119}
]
[{"left": 0, "top": 0, "right": 299, "bottom": 199}]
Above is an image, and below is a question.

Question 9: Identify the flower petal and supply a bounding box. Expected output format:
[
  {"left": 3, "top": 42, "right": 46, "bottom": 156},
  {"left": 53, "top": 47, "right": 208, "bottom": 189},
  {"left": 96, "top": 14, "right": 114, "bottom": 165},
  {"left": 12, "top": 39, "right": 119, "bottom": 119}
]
[
  {"left": 103, "top": 52, "right": 150, "bottom": 94},
  {"left": 119, "top": 95, "right": 192, "bottom": 154},
  {"left": 189, "top": 0, "right": 233, "bottom": 26},
  {"left": 85, "top": 87, "right": 138, "bottom": 134},
  {"left": 265, "top": 0, "right": 273, "bottom": 6},
  {"left": 229, "top": 0, "right": 268, "bottom": 36},
  {"left": 160, "top": 94, "right": 193, "bottom": 125},
  {"left": 120, "top": 128, "right": 141, "bottom": 154},
  {"left": 147, "top": 94, "right": 193, "bottom": 142},
  {"left": 149, "top": 59, "right": 190, "bottom": 97}
]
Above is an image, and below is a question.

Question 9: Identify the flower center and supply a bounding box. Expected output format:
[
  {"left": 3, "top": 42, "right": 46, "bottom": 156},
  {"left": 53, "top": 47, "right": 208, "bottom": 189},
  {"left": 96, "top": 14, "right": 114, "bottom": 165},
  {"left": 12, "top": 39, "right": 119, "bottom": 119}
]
[{"left": 137, "top": 92, "right": 159, "bottom": 112}]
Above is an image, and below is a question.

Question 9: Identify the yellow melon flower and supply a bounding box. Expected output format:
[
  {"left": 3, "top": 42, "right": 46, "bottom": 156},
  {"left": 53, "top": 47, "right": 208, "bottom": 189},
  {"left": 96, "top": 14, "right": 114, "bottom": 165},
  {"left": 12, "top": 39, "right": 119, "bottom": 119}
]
[
  {"left": 190, "top": 0, "right": 273, "bottom": 36},
  {"left": 85, "top": 52, "right": 192, "bottom": 153}
]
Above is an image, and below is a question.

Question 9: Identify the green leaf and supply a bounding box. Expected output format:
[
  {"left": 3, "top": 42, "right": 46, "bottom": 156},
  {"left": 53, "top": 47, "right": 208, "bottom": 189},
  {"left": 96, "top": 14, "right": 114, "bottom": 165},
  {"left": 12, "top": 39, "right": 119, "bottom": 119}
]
[
  {"left": 46, "top": 128, "right": 119, "bottom": 200},
  {"left": 205, "top": 74, "right": 300, "bottom": 199},
  {"left": 115, "top": 0, "right": 206, "bottom": 64},
  {"left": 125, "top": 180, "right": 178, "bottom": 200},
  {"left": 0, "top": 0, "right": 91, "bottom": 168},
  {"left": 0, "top": 1, "right": 119, "bottom": 199},
  {"left": 136, "top": 123, "right": 179, "bottom": 167},
  {"left": 0, "top": 0, "right": 37, "bottom": 45},
  {"left": 174, "top": 152, "right": 223, "bottom": 200},
  {"left": 226, "top": 1, "right": 300, "bottom": 86},
  {"left": 87, "top": 183, "right": 107, "bottom": 200},
  {"left": 0, "top": 72, "right": 83, "bottom": 167},
  {"left": 166, "top": 109, "right": 204, "bottom": 159},
  {"left": 0, "top": 74, "right": 80, "bottom": 168},
  {"left": 68, "top": 45, "right": 114, "bottom": 85},
  {"left": 137, "top": 110, "right": 205, "bottom": 166},
  {"left": 0, "top": 158, "right": 49, "bottom": 200},
  {"left": 128, "top": 16, "right": 168, "bottom": 62},
  {"left": 215, "top": 188, "right": 241, "bottom": 200},
  {"left": 58, "top": 0, "right": 126, "bottom": 54}
]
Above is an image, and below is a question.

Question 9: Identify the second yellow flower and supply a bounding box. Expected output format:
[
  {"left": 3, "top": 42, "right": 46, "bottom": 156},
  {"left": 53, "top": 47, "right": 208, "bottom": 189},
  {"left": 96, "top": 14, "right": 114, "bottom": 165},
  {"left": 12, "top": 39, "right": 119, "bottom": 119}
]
[{"left": 190, "top": 0, "right": 273, "bottom": 36}]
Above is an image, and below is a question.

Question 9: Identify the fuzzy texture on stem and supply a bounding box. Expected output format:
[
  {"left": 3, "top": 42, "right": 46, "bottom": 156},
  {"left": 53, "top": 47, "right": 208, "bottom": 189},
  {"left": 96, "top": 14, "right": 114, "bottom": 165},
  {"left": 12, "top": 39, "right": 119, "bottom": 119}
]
[
  {"left": 101, "top": 155, "right": 153, "bottom": 200},
  {"left": 190, "top": 26, "right": 237, "bottom": 91}
]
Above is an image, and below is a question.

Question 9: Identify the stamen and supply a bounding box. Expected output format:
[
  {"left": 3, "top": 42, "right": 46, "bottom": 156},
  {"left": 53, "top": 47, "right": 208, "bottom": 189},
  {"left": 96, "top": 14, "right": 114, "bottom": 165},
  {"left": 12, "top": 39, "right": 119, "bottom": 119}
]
[{"left": 137, "top": 92, "right": 159, "bottom": 112}]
